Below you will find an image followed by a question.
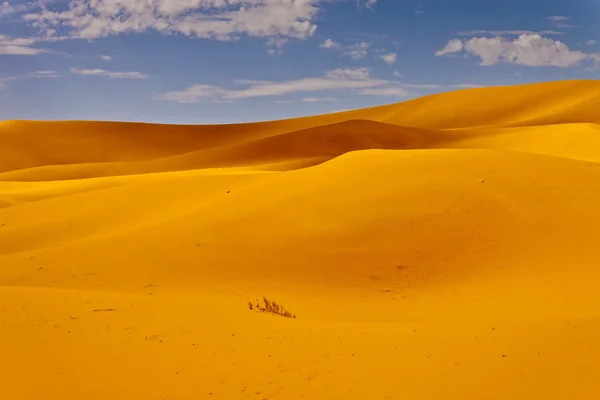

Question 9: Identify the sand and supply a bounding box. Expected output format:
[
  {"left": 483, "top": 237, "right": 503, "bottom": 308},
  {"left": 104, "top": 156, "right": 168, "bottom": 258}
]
[{"left": 1, "top": 79, "right": 600, "bottom": 399}]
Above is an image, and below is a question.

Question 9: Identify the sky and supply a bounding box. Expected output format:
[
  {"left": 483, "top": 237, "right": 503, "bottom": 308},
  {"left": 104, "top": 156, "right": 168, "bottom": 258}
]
[{"left": 0, "top": 0, "right": 599, "bottom": 124}]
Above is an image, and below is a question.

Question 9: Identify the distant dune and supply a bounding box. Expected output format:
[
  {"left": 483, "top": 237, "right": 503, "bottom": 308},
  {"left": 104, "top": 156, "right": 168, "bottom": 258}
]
[{"left": 2, "top": 80, "right": 600, "bottom": 400}]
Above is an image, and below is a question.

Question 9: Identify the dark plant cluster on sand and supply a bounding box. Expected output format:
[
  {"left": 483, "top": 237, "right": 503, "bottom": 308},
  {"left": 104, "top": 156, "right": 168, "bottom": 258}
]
[{"left": 248, "top": 297, "right": 296, "bottom": 319}]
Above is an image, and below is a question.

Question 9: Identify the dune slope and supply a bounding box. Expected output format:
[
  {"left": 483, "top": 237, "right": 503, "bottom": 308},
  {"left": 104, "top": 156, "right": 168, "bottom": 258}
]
[{"left": 1, "top": 80, "right": 600, "bottom": 399}]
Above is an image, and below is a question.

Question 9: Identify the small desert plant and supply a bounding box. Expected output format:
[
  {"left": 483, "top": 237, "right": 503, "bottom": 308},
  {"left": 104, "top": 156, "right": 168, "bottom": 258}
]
[{"left": 248, "top": 297, "right": 296, "bottom": 319}]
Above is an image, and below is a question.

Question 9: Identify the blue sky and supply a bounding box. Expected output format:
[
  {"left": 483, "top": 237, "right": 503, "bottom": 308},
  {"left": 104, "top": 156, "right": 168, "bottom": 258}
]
[{"left": 0, "top": 0, "right": 599, "bottom": 124}]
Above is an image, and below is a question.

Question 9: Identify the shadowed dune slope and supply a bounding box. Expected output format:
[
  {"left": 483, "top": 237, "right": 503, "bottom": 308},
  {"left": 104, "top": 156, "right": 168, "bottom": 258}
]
[
  {"left": 0, "top": 120, "right": 444, "bottom": 180},
  {"left": 2, "top": 80, "right": 600, "bottom": 400}
]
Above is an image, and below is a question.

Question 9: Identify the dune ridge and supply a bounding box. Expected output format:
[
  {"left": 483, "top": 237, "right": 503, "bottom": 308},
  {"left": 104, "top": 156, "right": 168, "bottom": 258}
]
[{"left": 2, "top": 80, "right": 600, "bottom": 400}]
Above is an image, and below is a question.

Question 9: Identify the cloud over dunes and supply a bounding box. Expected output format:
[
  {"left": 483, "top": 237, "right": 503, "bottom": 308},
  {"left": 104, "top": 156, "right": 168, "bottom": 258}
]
[{"left": 436, "top": 34, "right": 596, "bottom": 68}]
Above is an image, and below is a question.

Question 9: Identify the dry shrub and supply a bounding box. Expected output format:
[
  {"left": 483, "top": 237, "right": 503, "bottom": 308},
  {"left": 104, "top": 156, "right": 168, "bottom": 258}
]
[{"left": 247, "top": 297, "right": 296, "bottom": 319}]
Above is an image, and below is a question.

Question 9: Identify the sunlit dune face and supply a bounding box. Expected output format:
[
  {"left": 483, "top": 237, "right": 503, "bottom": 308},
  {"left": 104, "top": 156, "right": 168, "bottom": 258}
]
[{"left": 1, "top": 80, "right": 600, "bottom": 400}]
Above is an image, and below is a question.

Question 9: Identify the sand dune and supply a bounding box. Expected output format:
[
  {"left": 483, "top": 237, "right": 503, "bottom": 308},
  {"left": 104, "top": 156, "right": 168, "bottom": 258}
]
[
  {"left": 2, "top": 80, "right": 600, "bottom": 399},
  {"left": 0, "top": 120, "right": 441, "bottom": 180}
]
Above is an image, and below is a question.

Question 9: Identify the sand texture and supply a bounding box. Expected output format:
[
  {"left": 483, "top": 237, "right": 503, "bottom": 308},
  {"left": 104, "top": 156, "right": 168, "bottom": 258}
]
[{"left": 2, "top": 80, "right": 600, "bottom": 399}]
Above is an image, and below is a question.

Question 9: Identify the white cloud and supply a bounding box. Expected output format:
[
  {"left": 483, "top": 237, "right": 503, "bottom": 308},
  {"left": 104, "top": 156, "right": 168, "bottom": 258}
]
[
  {"left": 300, "top": 97, "right": 337, "bottom": 102},
  {"left": 0, "top": 45, "right": 43, "bottom": 55},
  {"left": 0, "top": 69, "right": 59, "bottom": 91},
  {"left": 320, "top": 38, "right": 340, "bottom": 49},
  {"left": 0, "top": 1, "right": 13, "bottom": 15},
  {"left": 357, "top": 87, "right": 407, "bottom": 96},
  {"left": 0, "top": 77, "right": 15, "bottom": 89},
  {"left": 160, "top": 67, "right": 409, "bottom": 103},
  {"left": 398, "top": 82, "right": 481, "bottom": 89},
  {"left": 70, "top": 68, "right": 149, "bottom": 79},
  {"left": 27, "top": 70, "right": 60, "bottom": 78},
  {"left": 266, "top": 36, "right": 288, "bottom": 52},
  {"left": 346, "top": 41, "right": 370, "bottom": 59},
  {"left": 457, "top": 30, "right": 562, "bottom": 37},
  {"left": 0, "top": 1, "right": 38, "bottom": 17},
  {"left": 21, "top": 0, "right": 326, "bottom": 47},
  {"left": 587, "top": 40, "right": 597, "bottom": 46},
  {"left": 324, "top": 68, "right": 371, "bottom": 80},
  {"left": 0, "top": 34, "right": 46, "bottom": 55},
  {"left": 589, "top": 53, "right": 600, "bottom": 61},
  {"left": 100, "top": 55, "right": 112, "bottom": 61},
  {"left": 455, "top": 83, "right": 482, "bottom": 88},
  {"left": 546, "top": 16, "right": 578, "bottom": 29},
  {"left": 379, "top": 52, "right": 397, "bottom": 65},
  {"left": 320, "top": 39, "right": 371, "bottom": 59},
  {"left": 586, "top": 53, "right": 600, "bottom": 70},
  {"left": 436, "top": 34, "right": 594, "bottom": 68},
  {"left": 3, "top": 70, "right": 59, "bottom": 80},
  {"left": 160, "top": 67, "right": 479, "bottom": 104},
  {"left": 364, "top": 0, "right": 377, "bottom": 9},
  {"left": 435, "top": 39, "right": 463, "bottom": 56}
]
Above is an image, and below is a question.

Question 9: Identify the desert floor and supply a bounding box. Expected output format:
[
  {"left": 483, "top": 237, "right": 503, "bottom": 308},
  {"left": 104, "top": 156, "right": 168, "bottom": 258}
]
[{"left": 2, "top": 80, "right": 600, "bottom": 399}]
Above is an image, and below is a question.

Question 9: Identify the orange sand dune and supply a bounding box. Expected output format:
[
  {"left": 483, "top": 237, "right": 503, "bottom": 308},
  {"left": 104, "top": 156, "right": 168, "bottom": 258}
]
[
  {"left": 370, "top": 79, "right": 600, "bottom": 129},
  {"left": 2, "top": 80, "right": 600, "bottom": 180},
  {"left": 0, "top": 120, "right": 442, "bottom": 180},
  {"left": 2, "top": 80, "right": 600, "bottom": 399}
]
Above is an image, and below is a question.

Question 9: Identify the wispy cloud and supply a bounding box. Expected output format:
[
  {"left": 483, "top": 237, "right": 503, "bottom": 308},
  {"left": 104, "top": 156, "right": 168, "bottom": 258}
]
[
  {"left": 546, "top": 16, "right": 578, "bottom": 29},
  {"left": 0, "top": 1, "right": 38, "bottom": 17},
  {"left": 379, "top": 52, "right": 397, "bottom": 65},
  {"left": 435, "top": 39, "right": 463, "bottom": 56},
  {"left": 100, "top": 55, "right": 112, "bottom": 61},
  {"left": 26, "top": 70, "right": 60, "bottom": 78},
  {"left": 357, "top": 87, "right": 408, "bottom": 96},
  {"left": 0, "top": 69, "right": 60, "bottom": 91},
  {"left": 457, "top": 30, "right": 562, "bottom": 37},
  {"left": 585, "top": 53, "right": 600, "bottom": 70},
  {"left": 346, "top": 41, "right": 371, "bottom": 59},
  {"left": 266, "top": 36, "right": 289, "bottom": 54},
  {"left": 160, "top": 67, "right": 479, "bottom": 103},
  {"left": 364, "top": 0, "right": 377, "bottom": 10},
  {"left": 436, "top": 34, "right": 596, "bottom": 68},
  {"left": 320, "top": 38, "right": 373, "bottom": 59},
  {"left": 0, "top": 34, "right": 47, "bottom": 55},
  {"left": 320, "top": 38, "right": 341, "bottom": 49},
  {"left": 587, "top": 40, "right": 597, "bottom": 46},
  {"left": 556, "top": 22, "right": 579, "bottom": 29},
  {"left": 0, "top": 1, "right": 13, "bottom": 16},
  {"left": 161, "top": 68, "right": 405, "bottom": 103},
  {"left": 70, "top": 68, "right": 149, "bottom": 79},
  {"left": 300, "top": 97, "right": 337, "bottom": 102}
]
